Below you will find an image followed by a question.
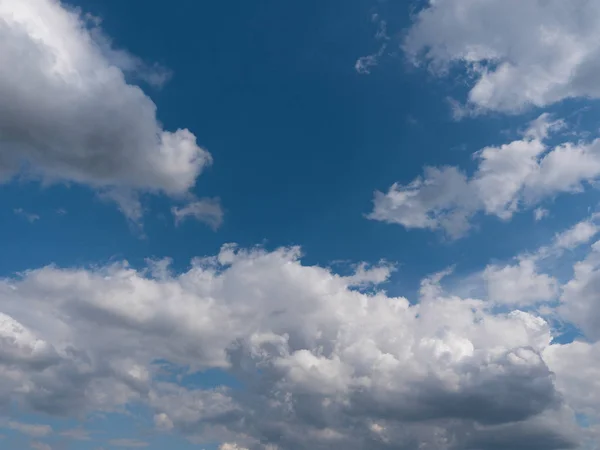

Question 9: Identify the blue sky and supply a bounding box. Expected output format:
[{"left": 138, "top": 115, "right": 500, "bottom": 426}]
[{"left": 2, "top": 1, "right": 600, "bottom": 449}]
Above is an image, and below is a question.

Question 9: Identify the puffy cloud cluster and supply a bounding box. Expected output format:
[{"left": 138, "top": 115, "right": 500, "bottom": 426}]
[
  {"left": 0, "top": 0, "right": 214, "bottom": 220},
  {"left": 404, "top": 0, "right": 600, "bottom": 113},
  {"left": 0, "top": 241, "right": 596, "bottom": 449},
  {"left": 369, "top": 114, "right": 600, "bottom": 237}
]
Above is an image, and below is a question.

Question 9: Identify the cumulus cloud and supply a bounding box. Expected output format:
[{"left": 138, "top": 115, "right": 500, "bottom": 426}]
[
  {"left": 0, "top": 0, "right": 212, "bottom": 219},
  {"left": 560, "top": 240, "right": 600, "bottom": 341},
  {"left": 404, "top": 0, "right": 600, "bottom": 113},
  {"left": 369, "top": 114, "right": 600, "bottom": 237},
  {"left": 483, "top": 259, "right": 558, "bottom": 306},
  {"left": 0, "top": 243, "right": 589, "bottom": 449},
  {"left": 553, "top": 216, "right": 600, "bottom": 251}
]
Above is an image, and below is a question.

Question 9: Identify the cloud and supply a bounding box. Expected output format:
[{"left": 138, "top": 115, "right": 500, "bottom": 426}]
[
  {"left": 13, "top": 208, "right": 40, "bottom": 223},
  {"left": 0, "top": 243, "right": 587, "bottom": 449},
  {"left": 404, "top": 0, "right": 600, "bottom": 113},
  {"left": 544, "top": 341, "right": 600, "bottom": 446},
  {"left": 369, "top": 114, "right": 600, "bottom": 238},
  {"left": 0, "top": 0, "right": 212, "bottom": 219},
  {"left": 60, "top": 428, "right": 90, "bottom": 440},
  {"left": 560, "top": 240, "right": 600, "bottom": 341},
  {"left": 534, "top": 208, "right": 549, "bottom": 221},
  {"left": 355, "top": 14, "right": 388, "bottom": 75},
  {"left": 553, "top": 216, "right": 600, "bottom": 250},
  {"left": 108, "top": 439, "right": 149, "bottom": 448},
  {"left": 7, "top": 421, "right": 52, "bottom": 437},
  {"left": 483, "top": 259, "right": 558, "bottom": 306},
  {"left": 220, "top": 445, "right": 249, "bottom": 450},
  {"left": 171, "top": 198, "right": 224, "bottom": 230},
  {"left": 30, "top": 442, "right": 52, "bottom": 450}
]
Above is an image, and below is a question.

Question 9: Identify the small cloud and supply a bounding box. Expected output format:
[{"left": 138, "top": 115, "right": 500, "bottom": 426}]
[
  {"left": 355, "top": 53, "right": 382, "bottom": 74},
  {"left": 355, "top": 12, "right": 389, "bottom": 75},
  {"left": 406, "top": 115, "right": 419, "bottom": 127},
  {"left": 171, "top": 197, "right": 224, "bottom": 230},
  {"left": 109, "top": 439, "right": 149, "bottom": 448},
  {"left": 60, "top": 428, "right": 90, "bottom": 440},
  {"left": 8, "top": 421, "right": 52, "bottom": 437},
  {"left": 56, "top": 208, "right": 67, "bottom": 215},
  {"left": 13, "top": 208, "right": 40, "bottom": 223},
  {"left": 153, "top": 413, "right": 174, "bottom": 432},
  {"left": 534, "top": 207, "right": 549, "bottom": 221},
  {"left": 31, "top": 442, "right": 52, "bottom": 450}
]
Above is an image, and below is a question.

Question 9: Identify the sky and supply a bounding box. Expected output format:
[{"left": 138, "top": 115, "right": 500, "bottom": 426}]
[{"left": 1, "top": 0, "right": 600, "bottom": 449}]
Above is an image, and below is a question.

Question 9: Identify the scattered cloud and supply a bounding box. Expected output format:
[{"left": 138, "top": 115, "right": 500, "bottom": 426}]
[
  {"left": 534, "top": 207, "right": 549, "bottom": 221},
  {"left": 403, "top": 0, "right": 600, "bottom": 113},
  {"left": 13, "top": 208, "right": 40, "bottom": 223},
  {"left": 355, "top": 13, "right": 389, "bottom": 74},
  {"left": 8, "top": 421, "right": 52, "bottom": 437},
  {"left": 171, "top": 198, "right": 224, "bottom": 230},
  {"left": 369, "top": 114, "right": 600, "bottom": 238},
  {"left": 554, "top": 216, "right": 600, "bottom": 251}
]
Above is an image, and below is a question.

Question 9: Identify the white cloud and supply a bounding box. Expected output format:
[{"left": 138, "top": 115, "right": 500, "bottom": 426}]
[
  {"left": 0, "top": 244, "right": 586, "bottom": 449},
  {"left": 553, "top": 216, "right": 600, "bottom": 250},
  {"left": 483, "top": 259, "right": 558, "bottom": 306},
  {"left": 560, "top": 240, "right": 600, "bottom": 341},
  {"left": 404, "top": 0, "right": 600, "bottom": 113},
  {"left": 355, "top": 14, "right": 388, "bottom": 75},
  {"left": 369, "top": 114, "right": 600, "bottom": 237},
  {"left": 0, "top": 0, "right": 212, "bottom": 218},
  {"left": 171, "top": 198, "right": 224, "bottom": 230},
  {"left": 219, "top": 444, "right": 249, "bottom": 450},
  {"left": 534, "top": 208, "right": 549, "bottom": 221}
]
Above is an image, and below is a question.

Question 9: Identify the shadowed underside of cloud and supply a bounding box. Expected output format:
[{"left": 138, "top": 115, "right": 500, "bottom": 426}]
[
  {"left": 0, "top": 0, "right": 217, "bottom": 222},
  {"left": 1, "top": 239, "right": 598, "bottom": 449}
]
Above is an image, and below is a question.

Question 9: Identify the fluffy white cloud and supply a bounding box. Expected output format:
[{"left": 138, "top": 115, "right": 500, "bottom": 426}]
[
  {"left": 369, "top": 115, "right": 600, "bottom": 237},
  {"left": 553, "top": 217, "right": 600, "bottom": 251},
  {"left": 560, "top": 240, "right": 600, "bottom": 341},
  {"left": 404, "top": 0, "right": 600, "bottom": 113},
  {"left": 0, "top": 0, "right": 212, "bottom": 219},
  {"left": 0, "top": 243, "right": 588, "bottom": 449},
  {"left": 483, "top": 259, "right": 558, "bottom": 306}
]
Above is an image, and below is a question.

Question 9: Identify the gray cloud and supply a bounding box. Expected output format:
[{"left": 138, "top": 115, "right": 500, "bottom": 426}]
[
  {"left": 0, "top": 0, "right": 212, "bottom": 221},
  {"left": 0, "top": 242, "right": 588, "bottom": 449}
]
